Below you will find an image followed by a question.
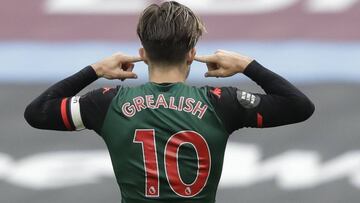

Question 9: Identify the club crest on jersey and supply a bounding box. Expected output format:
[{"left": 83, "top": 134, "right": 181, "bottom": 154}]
[{"left": 121, "top": 94, "right": 208, "bottom": 119}]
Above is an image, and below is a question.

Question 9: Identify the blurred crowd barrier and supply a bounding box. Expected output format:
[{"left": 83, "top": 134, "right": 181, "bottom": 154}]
[{"left": 0, "top": 0, "right": 359, "bottom": 41}]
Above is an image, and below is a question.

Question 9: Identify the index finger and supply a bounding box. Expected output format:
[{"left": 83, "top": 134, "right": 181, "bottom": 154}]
[
  {"left": 194, "top": 55, "right": 217, "bottom": 63},
  {"left": 121, "top": 55, "right": 143, "bottom": 63}
]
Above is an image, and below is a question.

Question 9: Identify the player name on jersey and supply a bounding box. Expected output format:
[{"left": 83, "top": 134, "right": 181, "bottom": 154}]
[{"left": 121, "top": 94, "right": 208, "bottom": 119}]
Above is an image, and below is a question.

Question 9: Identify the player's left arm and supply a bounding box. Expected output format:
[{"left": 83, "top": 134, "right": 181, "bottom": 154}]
[{"left": 197, "top": 50, "right": 315, "bottom": 133}]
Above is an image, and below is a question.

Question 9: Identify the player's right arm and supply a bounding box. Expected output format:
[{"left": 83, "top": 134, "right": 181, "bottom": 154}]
[
  {"left": 24, "top": 53, "right": 142, "bottom": 134},
  {"left": 196, "top": 50, "right": 315, "bottom": 133}
]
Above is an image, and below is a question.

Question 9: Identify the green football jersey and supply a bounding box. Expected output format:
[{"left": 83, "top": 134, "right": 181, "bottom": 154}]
[
  {"left": 101, "top": 82, "right": 229, "bottom": 203},
  {"left": 25, "top": 61, "right": 314, "bottom": 203}
]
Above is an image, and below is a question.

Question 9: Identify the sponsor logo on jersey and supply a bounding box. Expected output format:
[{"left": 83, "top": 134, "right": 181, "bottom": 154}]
[
  {"left": 102, "top": 87, "right": 113, "bottom": 94},
  {"left": 210, "top": 88, "right": 222, "bottom": 99}
]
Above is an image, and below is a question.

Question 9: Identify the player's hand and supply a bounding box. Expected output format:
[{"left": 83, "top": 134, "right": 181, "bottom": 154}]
[
  {"left": 91, "top": 53, "right": 143, "bottom": 80},
  {"left": 195, "top": 50, "right": 253, "bottom": 78}
]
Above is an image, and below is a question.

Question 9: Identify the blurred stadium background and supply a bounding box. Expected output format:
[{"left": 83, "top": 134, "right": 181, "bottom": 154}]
[{"left": 1, "top": 0, "right": 360, "bottom": 202}]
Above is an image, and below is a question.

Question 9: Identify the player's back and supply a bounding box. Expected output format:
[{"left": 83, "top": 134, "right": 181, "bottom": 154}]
[
  {"left": 100, "top": 82, "right": 229, "bottom": 203},
  {"left": 24, "top": 58, "right": 315, "bottom": 203}
]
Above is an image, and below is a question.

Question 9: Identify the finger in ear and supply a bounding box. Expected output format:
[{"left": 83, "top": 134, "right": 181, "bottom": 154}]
[
  {"left": 122, "top": 63, "right": 135, "bottom": 71},
  {"left": 205, "top": 70, "right": 222, "bottom": 77}
]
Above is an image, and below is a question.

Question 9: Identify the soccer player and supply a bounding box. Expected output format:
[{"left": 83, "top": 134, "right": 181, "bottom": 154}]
[{"left": 24, "top": 1, "right": 314, "bottom": 203}]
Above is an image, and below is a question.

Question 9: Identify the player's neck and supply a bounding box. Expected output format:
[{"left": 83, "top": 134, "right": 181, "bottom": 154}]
[{"left": 148, "top": 63, "right": 188, "bottom": 84}]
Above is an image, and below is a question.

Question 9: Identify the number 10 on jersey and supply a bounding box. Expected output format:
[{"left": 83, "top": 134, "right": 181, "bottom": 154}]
[{"left": 133, "top": 129, "right": 211, "bottom": 198}]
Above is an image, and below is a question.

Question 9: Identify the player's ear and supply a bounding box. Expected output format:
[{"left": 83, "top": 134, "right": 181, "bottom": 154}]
[
  {"left": 139, "top": 47, "right": 149, "bottom": 65},
  {"left": 186, "top": 48, "right": 196, "bottom": 65}
]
